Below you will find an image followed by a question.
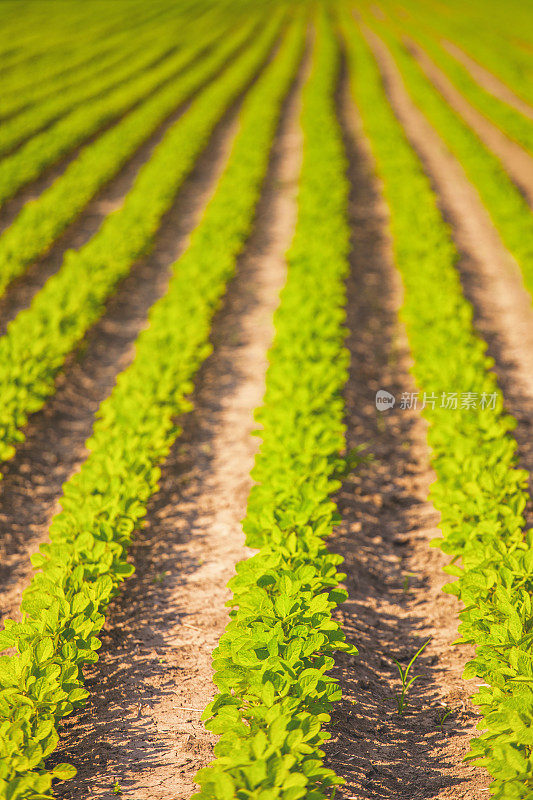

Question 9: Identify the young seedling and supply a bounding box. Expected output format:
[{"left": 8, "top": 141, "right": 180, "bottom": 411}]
[
  {"left": 435, "top": 704, "right": 452, "bottom": 731},
  {"left": 112, "top": 781, "right": 123, "bottom": 795},
  {"left": 393, "top": 638, "right": 431, "bottom": 714},
  {"left": 151, "top": 571, "right": 168, "bottom": 585},
  {"left": 402, "top": 572, "right": 416, "bottom": 593},
  {"left": 335, "top": 444, "right": 373, "bottom": 478}
]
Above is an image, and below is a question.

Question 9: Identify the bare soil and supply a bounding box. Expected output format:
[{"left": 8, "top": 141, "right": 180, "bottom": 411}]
[
  {"left": 323, "top": 62, "right": 489, "bottom": 800},
  {"left": 407, "top": 40, "right": 533, "bottom": 208},
  {"left": 49, "top": 56, "right": 305, "bottom": 800}
]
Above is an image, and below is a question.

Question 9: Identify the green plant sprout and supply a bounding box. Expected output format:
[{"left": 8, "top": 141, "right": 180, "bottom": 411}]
[
  {"left": 436, "top": 704, "right": 452, "bottom": 731},
  {"left": 113, "top": 781, "right": 123, "bottom": 795},
  {"left": 335, "top": 444, "right": 373, "bottom": 479},
  {"left": 393, "top": 638, "right": 431, "bottom": 714},
  {"left": 402, "top": 572, "right": 416, "bottom": 593}
]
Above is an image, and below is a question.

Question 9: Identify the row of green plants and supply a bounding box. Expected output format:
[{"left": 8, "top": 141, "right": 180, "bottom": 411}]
[
  {"left": 0, "top": 0, "right": 159, "bottom": 79},
  {"left": 340, "top": 10, "right": 532, "bottom": 797},
  {"left": 0, "top": 14, "right": 282, "bottom": 468},
  {"left": 0, "top": 14, "right": 304, "bottom": 798},
  {"left": 0, "top": 20, "right": 251, "bottom": 298},
  {"left": 365, "top": 15, "right": 533, "bottom": 305},
  {"left": 446, "top": 0, "right": 533, "bottom": 50},
  {"left": 0, "top": 1, "right": 182, "bottom": 116},
  {"left": 194, "top": 10, "right": 355, "bottom": 799},
  {"left": 0, "top": 15, "right": 188, "bottom": 155},
  {"left": 0, "top": 8, "right": 106, "bottom": 69},
  {"left": 0, "top": 11, "right": 237, "bottom": 207},
  {"left": 385, "top": 8, "right": 533, "bottom": 159},
  {"left": 0, "top": 2, "right": 149, "bottom": 87},
  {"left": 392, "top": 0, "right": 533, "bottom": 108}
]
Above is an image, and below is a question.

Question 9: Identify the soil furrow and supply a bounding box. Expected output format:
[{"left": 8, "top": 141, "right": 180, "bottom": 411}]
[
  {"left": 0, "top": 106, "right": 241, "bottom": 629},
  {"left": 406, "top": 39, "right": 533, "bottom": 207},
  {"left": 366, "top": 26, "right": 533, "bottom": 500},
  {"left": 323, "top": 55, "right": 489, "bottom": 800},
  {"left": 441, "top": 40, "right": 533, "bottom": 122},
  {"left": 49, "top": 53, "right": 305, "bottom": 800}
]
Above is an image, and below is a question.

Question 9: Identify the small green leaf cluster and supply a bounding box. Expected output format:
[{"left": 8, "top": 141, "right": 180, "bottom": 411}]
[
  {"left": 0, "top": 14, "right": 302, "bottom": 798},
  {"left": 341, "top": 13, "right": 532, "bottom": 797},
  {"left": 194, "top": 11, "right": 355, "bottom": 800},
  {"left": 0, "top": 14, "right": 281, "bottom": 469}
]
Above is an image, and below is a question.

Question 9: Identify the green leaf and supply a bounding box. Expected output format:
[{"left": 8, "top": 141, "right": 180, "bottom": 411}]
[{"left": 52, "top": 763, "right": 77, "bottom": 781}]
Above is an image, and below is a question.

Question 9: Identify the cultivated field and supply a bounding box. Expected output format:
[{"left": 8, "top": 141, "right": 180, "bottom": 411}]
[{"left": 0, "top": 0, "right": 532, "bottom": 798}]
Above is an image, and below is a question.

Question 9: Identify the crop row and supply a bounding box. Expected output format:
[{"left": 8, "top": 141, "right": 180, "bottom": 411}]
[
  {"left": 0, "top": 12, "right": 282, "bottom": 469},
  {"left": 194, "top": 10, "right": 355, "bottom": 800},
  {"left": 0, "top": 7, "right": 101, "bottom": 68},
  {"left": 0, "top": 12, "right": 242, "bottom": 207},
  {"left": 366, "top": 16, "right": 533, "bottom": 309},
  {"left": 0, "top": 13, "right": 304, "bottom": 798},
  {"left": 457, "top": 0, "right": 533, "bottom": 49},
  {"left": 0, "top": 19, "right": 249, "bottom": 298},
  {"left": 389, "top": 10, "right": 533, "bottom": 158},
  {"left": 395, "top": 0, "right": 533, "bottom": 108},
  {"left": 0, "top": 15, "right": 190, "bottom": 156},
  {"left": 341, "top": 10, "right": 533, "bottom": 797},
  {"left": 0, "top": 3, "right": 184, "bottom": 116},
  {"left": 0, "top": 0, "right": 169, "bottom": 76}
]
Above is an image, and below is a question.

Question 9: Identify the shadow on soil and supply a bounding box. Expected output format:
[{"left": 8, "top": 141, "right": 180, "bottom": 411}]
[
  {"left": 0, "top": 106, "right": 237, "bottom": 627},
  {"left": 48, "top": 63, "right": 303, "bottom": 796},
  {"left": 323, "top": 60, "right": 482, "bottom": 800}
]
